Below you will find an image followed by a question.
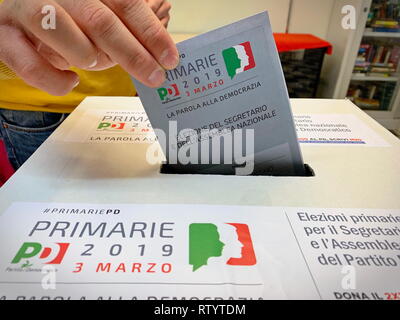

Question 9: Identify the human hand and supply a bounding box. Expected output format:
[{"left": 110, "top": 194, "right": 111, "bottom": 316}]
[
  {"left": 146, "top": 0, "right": 171, "bottom": 28},
  {"left": 0, "top": 0, "right": 179, "bottom": 95}
]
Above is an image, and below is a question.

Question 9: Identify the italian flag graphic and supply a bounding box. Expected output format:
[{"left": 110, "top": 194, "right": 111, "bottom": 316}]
[{"left": 222, "top": 41, "right": 256, "bottom": 79}]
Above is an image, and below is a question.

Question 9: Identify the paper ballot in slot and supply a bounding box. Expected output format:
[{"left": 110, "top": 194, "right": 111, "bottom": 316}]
[{"left": 132, "top": 12, "right": 305, "bottom": 176}]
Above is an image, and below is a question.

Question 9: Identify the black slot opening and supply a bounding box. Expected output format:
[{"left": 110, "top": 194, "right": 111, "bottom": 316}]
[{"left": 160, "top": 163, "right": 315, "bottom": 177}]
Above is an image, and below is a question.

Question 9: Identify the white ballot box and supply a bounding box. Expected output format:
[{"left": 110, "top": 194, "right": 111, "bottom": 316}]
[{"left": 0, "top": 97, "right": 399, "bottom": 300}]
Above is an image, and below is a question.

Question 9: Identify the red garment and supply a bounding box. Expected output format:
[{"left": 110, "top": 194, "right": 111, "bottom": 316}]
[
  {"left": 274, "top": 33, "right": 333, "bottom": 55},
  {"left": 0, "top": 140, "right": 14, "bottom": 186}
]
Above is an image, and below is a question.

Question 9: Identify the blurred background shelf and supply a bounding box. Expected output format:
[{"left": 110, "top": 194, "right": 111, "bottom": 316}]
[
  {"left": 364, "top": 31, "right": 400, "bottom": 38},
  {"left": 321, "top": 0, "right": 400, "bottom": 129},
  {"left": 351, "top": 74, "right": 399, "bottom": 81}
]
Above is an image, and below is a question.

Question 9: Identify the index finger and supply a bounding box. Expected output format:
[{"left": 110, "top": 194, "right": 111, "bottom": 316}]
[
  {"left": 146, "top": 0, "right": 164, "bottom": 13},
  {"left": 101, "top": 0, "right": 179, "bottom": 70},
  {"left": 57, "top": 0, "right": 167, "bottom": 87}
]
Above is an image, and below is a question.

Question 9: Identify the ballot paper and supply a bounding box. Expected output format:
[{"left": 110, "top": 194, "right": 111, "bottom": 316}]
[{"left": 132, "top": 12, "right": 305, "bottom": 176}]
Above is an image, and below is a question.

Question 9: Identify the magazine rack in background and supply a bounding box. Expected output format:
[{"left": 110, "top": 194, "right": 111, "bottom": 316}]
[{"left": 274, "top": 33, "right": 332, "bottom": 98}]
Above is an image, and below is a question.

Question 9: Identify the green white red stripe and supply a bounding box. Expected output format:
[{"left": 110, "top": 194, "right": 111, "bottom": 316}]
[{"left": 222, "top": 41, "right": 256, "bottom": 79}]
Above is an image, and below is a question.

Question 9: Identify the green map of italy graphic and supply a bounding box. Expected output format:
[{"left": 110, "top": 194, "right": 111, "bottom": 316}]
[{"left": 189, "top": 223, "right": 225, "bottom": 271}]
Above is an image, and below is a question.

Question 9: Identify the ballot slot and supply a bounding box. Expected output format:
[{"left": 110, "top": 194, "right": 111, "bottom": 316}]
[
  {"left": 160, "top": 163, "right": 315, "bottom": 177},
  {"left": 158, "top": 137, "right": 314, "bottom": 177}
]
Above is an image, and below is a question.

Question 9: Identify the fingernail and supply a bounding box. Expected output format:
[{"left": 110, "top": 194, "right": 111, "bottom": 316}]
[
  {"left": 160, "top": 49, "right": 179, "bottom": 70},
  {"left": 73, "top": 80, "right": 80, "bottom": 88},
  {"left": 148, "top": 68, "right": 166, "bottom": 87},
  {"left": 88, "top": 59, "right": 98, "bottom": 69}
]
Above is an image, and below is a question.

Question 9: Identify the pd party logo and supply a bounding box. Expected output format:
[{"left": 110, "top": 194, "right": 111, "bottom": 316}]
[
  {"left": 97, "top": 122, "right": 126, "bottom": 131},
  {"left": 222, "top": 41, "right": 256, "bottom": 79},
  {"left": 11, "top": 242, "right": 70, "bottom": 266},
  {"left": 189, "top": 223, "right": 256, "bottom": 271},
  {"left": 157, "top": 84, "right": 181, "bottom": 103}
]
